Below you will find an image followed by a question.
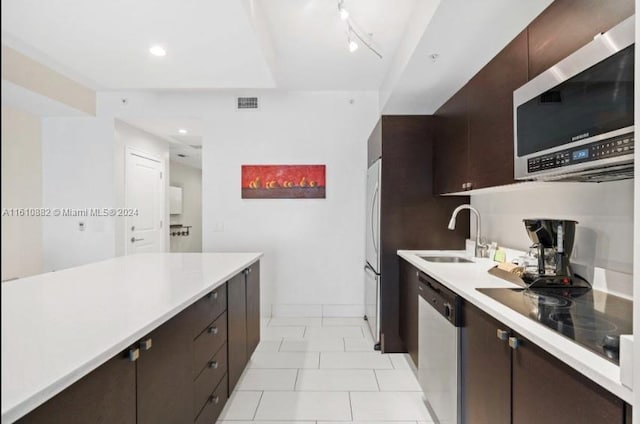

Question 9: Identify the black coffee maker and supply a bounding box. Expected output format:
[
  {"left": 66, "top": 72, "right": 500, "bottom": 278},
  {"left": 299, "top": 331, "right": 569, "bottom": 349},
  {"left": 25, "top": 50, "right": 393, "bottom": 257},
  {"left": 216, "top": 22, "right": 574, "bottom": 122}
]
[{"left": 522, "top": 219, "right": 590, "bottom": 287}]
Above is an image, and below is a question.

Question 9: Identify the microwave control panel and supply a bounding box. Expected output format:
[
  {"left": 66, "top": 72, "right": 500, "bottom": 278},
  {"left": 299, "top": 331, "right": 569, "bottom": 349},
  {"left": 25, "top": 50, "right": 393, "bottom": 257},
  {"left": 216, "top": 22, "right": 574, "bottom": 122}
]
[{"left": 527, "top": 133, "right": 634, "bottom": 173}]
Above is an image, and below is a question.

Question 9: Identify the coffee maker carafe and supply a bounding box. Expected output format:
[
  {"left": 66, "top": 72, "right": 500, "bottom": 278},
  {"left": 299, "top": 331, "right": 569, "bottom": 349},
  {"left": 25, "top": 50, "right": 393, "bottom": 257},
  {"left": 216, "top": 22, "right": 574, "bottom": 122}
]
[{"left": 522, "top": 219, "right": 590, "bottom": 287}]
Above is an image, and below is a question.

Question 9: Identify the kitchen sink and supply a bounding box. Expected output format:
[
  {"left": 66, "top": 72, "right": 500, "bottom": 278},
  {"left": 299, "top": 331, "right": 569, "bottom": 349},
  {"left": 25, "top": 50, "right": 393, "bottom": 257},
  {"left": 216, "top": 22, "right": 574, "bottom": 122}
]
[{"left": 418, "top": 255, "right": 474, "bottom": 263}]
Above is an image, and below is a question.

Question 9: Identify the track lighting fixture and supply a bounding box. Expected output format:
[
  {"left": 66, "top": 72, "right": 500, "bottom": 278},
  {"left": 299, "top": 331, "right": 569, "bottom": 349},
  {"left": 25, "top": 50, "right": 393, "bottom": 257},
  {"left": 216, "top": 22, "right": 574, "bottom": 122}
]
[{"left": 338, "top": 1, "right": 382, "bottom": 59}]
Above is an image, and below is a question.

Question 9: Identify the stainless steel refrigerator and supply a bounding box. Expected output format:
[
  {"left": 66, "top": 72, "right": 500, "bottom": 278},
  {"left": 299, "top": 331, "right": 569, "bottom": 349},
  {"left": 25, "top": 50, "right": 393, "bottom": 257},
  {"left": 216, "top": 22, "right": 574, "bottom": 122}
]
[{"left": 364, "top": 158, "right": 381, "bottom": 349}]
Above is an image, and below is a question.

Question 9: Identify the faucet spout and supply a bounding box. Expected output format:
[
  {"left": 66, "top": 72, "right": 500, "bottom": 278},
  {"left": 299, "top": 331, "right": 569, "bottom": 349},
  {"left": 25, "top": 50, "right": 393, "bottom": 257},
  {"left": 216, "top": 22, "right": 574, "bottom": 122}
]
[{"left": 448, "top": 204, "right": 487, "bottom": 258}]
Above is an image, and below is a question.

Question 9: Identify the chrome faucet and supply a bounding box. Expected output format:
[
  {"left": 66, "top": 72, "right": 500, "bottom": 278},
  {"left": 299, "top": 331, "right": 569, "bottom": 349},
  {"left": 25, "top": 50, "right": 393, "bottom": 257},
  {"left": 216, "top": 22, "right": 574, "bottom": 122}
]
[{"left": 448, "top": 204, "right": 488, "bottom": 258}]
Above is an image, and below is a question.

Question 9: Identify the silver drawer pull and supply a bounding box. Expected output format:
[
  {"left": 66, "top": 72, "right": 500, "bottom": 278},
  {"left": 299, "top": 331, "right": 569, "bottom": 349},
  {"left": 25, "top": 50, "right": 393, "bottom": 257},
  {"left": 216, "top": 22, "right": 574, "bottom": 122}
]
[
  {"left": 208, "top": 360, "right": 218, "bottom": 369},
  {"left": 208, "top": 326, "right": 219, "bottom": 335},
  {"left": 128, "top": 347, "right": 140, "bottom": 362},
  {"left": 209, "top": 395, "right": 220, "bottom": 404},
  {"left": 208, "top": 291, "right": 219, "bottom": 300},
  {"left": 139, "top": 338, "right": 153, "bottom": 351},
  {"left": 496, "top": 329, "right": 509, "bottom": 341},
  {"left": 508, "top": 336, "right": 520, "bottom": 349}
]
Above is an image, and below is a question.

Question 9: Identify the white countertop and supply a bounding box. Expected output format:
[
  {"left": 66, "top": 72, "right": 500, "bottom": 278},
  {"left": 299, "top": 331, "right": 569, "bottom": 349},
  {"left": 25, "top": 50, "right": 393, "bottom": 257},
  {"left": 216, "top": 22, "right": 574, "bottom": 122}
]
[
  {"left": 1, "top": 252, "right": 262, "bottom": 424},
  {"left": 398, "top": 249, "right": 633, "bottom": 404}
]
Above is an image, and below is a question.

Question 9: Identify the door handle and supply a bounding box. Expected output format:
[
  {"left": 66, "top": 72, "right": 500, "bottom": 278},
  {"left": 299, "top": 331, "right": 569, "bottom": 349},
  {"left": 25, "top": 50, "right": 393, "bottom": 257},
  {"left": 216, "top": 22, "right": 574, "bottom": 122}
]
[
  {"left": 130, "top": 237, "right": 144, "bottom": 243},
  {"left": 139, "top": 338, "right": 153, "bottom": 351},
  {"left": 127, "top": 347, "right": 140, "bottom": 362},
  {"left": 370, "top": 184, "right": 379, "bottom": 256},
  {"left": 508, "top": 336, "right": 520, "bottom": 349}
]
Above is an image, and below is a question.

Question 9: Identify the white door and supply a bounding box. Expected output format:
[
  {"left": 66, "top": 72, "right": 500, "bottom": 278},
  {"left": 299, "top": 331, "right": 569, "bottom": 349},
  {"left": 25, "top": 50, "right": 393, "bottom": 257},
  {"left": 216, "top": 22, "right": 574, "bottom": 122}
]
[
  {"left": 365, "top": 159, "right": 381, "bottom": 271},
  {"left": 125, "top": 149, "right": 164, "bottom": 254}
]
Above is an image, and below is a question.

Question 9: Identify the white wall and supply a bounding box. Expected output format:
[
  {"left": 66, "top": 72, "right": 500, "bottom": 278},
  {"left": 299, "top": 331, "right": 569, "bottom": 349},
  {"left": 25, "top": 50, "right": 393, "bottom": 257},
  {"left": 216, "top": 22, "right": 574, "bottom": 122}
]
[
  {"left": 114, "top": 120, "right": 170, "bottom": 256},
  {"left": 1, "top": 106, "right": 43, "bottom": 280},
  {"left": 97, "top": 90, "right": 380, "bottom": 317},
  {"left": 471, "top": 180, "right": 634, "bottom": 284},
  {"left": 41, "top": 117, "right": 115, "bottom": 272},
  {"left": 169, "top": 160, "right": 202, "bottom": 252}
]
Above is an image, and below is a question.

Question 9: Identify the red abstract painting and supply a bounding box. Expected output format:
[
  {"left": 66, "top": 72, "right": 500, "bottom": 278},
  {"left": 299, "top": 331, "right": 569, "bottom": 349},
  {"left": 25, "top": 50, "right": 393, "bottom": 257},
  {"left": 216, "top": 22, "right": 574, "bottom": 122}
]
[{"left": 241, "top": 165, "right": 326, "bottom": 199}]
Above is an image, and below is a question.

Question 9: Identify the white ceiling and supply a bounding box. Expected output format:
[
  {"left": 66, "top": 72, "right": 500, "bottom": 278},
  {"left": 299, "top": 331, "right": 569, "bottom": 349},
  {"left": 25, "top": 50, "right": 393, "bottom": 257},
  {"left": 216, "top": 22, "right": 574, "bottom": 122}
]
[
  {"left": 1, "top": 0, "right": 553, "bottom": 118},
  {"left": 382, "top": 0, "right": 553, "bottom": 114},
  {"left": 121, "top": 117, "right": 203, "bottom": 169},
  {"left": 1, "top": 0, "right": 276, "bottom": 89}
]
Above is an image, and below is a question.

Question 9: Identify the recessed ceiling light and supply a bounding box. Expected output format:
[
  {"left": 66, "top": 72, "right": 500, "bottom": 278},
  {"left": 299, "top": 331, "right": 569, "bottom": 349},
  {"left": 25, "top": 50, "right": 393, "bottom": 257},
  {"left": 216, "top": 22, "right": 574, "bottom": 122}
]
[
  {"left": 149, "top": 45, "right": 167, "bottom": 57},
  {"left": 178, "top": 128, "right": 188, "bottom": 134}
]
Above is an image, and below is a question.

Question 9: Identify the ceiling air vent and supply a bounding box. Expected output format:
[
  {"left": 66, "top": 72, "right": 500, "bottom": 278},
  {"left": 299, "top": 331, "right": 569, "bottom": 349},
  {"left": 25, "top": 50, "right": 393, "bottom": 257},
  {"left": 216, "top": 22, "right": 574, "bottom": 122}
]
[{"left": 237, "top": 97, "right": 259, "bottom": 110}]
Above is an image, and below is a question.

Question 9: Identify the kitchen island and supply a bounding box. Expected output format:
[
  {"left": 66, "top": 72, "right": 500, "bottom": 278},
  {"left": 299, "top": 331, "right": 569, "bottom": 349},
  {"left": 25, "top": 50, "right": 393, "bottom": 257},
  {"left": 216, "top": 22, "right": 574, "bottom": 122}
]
[{"left": 1, "top": 252, "right": 262, "bottom": 424}]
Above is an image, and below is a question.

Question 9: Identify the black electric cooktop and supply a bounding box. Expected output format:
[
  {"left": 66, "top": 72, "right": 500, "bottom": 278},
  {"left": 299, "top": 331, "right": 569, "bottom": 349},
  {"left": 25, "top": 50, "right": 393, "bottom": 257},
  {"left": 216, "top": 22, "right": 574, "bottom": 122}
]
[{"left": 477, "top": 287, "right": 633, "bottom": 364}]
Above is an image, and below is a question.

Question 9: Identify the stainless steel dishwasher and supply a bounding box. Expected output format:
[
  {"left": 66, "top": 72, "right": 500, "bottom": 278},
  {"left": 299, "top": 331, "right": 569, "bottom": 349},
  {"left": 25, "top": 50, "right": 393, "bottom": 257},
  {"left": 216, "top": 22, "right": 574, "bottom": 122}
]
[{"left": 418, "top": 271, "right": 462, "bottom": 424}]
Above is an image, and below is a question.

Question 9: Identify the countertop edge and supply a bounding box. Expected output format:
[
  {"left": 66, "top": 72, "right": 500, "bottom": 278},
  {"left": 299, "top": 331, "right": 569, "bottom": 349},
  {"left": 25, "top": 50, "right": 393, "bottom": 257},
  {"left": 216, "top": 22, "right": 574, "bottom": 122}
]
[
  {"left": 397, "top": 250, "right": 633, "bottom": 404},
  {"left": 1, "top": 253, "right": 262, "bottom": 424}
]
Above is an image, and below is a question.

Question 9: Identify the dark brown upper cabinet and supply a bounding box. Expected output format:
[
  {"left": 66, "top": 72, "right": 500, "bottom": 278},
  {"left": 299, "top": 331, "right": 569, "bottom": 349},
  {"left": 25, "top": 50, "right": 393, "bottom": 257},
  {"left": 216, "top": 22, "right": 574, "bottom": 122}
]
[
  {"left": 434, "top": 0, "right": 634, "bottom": 194},
  {"left": 434, "top": 88, "right": 469, "bottom": 194},
  {"left": 528, "top": 0, "right": 634, "bottom": 79},
  {"left": 467, "top": 31, "right": 528, "bottom": 190},
  {"left": 435, "top": 31, "right": 527, "bottom": 194}
]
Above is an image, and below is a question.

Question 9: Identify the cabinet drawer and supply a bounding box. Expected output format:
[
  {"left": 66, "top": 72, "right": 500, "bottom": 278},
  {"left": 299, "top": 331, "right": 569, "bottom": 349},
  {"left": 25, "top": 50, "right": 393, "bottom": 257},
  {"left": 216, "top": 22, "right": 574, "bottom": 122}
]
[
  {"left": 191, "top": 284, "right": 227, "bottom": 338},
  {"left": 195, "top": 374, "right": 228, "bottom": 424},
  {"left": 194, "top": 312, "right": 227, "bottom": 377},
  {"left": 194, "top": 344, "right": 228, "bottom": 418}
]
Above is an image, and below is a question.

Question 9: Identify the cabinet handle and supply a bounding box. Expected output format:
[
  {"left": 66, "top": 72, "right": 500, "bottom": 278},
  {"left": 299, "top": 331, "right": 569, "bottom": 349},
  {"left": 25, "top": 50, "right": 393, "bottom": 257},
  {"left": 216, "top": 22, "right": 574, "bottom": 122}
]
[
  {"left": 208, "top": 360, "right": 218, "bottom": 369},
  {"left": 127, "top": 347, "right": 140, "bottom": 362},
  {"left": 508, "top": 336, "right": 520, "bottom": 349},
  {"left": 467, "top": 182, "right": 473, "bottom": 190},
  {"left": 208, "top": 395, "right": 220, "bottom": 405},
  {"left": 139, "top": 338, "right": 153, "bottom": 351},
  {"left": 208, "top": 291, "right": 218, "bottom": 300},
  {"left": 496, "top": 329, "right": 509, "bottom": 341},
  {"left": 208, "top": 326, "right": 219, "bottom": 335},
  {"left": 462, "top": 183, "right": 466, "bottom": 190}
]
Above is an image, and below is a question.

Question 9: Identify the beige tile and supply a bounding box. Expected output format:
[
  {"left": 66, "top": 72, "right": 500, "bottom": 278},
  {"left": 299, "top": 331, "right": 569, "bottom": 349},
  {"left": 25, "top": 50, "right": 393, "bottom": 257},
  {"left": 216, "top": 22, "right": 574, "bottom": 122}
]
[
  {"left": 322, "top": 317, "right": 367, "bottom": 326},
  {"left": 295, "top": 369, "right": 378, "bottom": 391},
  {"left": 217, "top": 391, "right": 262, "bottom": 421},
  {"left": 344, "top": 337, "right": 376, "bottom": 352},
  {"left": 280, "top": 337, "right": 344, "bottom": 352},
  {"left": 320, "top": 352, "right": 393, "bottom": 369},
  {"left": 261, "top": 326, "right": 305, "bottom": 340},
  {"left": 248, "top": 351, "right": 319, "bottom": 369},
  {"left": 254, "top": 340, "right": 282, "bottom": 352},
  {"left": 269, "top": 317, "right": 322, "bottom": 327},
  {"left": 236, "top": 368, "right": 298, "bottom": 391},
  {"left": 305, "top": 326, "right": 364, "bottom": 339},
  {"left": 254, "top": 391, "right": 352, "bottom": 421},
  {"left": 350, "top": 391, "right": 433, "bottom": 421},
  {"left": 375, "top": 369, "right": 422, "bottom": 391}
]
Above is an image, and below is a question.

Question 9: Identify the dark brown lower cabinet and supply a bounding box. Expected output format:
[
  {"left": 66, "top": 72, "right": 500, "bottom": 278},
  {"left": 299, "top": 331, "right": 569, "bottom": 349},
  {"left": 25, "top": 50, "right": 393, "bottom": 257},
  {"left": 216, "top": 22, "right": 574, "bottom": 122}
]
[
  {"left": 16, "top": 261, "right": 261, "bottom": 424},
  {"left": 462, "top": 301, "right": 627, "bottom": 424},
  {"left": 246, "top": 261, "right": 261, "bottom": 357},
  {"left": 227, "top": 271, "right": 248, "bottom": 393},
  {"left": 461, "top": 302, "right": 511, "bottom": 424},
  {"left": 512, "top": 334, "right": 624, "bottom": 424},
  {"left": 399, "top": 259, "right": 419, "bottom": 367},
  {"left": 16, "top": 353, "right": 136, "bottom": 424},
  {"left": 136, "top": 308, "right": 194, "bottom": 424}
]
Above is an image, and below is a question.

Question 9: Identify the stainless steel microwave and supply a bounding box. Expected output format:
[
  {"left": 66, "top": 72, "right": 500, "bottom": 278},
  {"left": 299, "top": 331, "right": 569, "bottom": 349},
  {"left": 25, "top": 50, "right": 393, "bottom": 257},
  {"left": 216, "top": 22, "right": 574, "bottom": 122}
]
[{"left": 514, "top": 15, "right": 634, "bottom": 182}]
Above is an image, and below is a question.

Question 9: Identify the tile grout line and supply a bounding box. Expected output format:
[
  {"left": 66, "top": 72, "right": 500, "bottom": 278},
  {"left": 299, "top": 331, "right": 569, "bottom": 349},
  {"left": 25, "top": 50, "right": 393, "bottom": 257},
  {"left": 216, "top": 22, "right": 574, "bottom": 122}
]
[
  {"left": 293, "top": 368, "right": 300, "bottom": 391},
  {"left": 251, "top": 390, "right": 264, "bottom": 421},
  {"left": 348, "top": 391, "right": 354, "bottom": 422},
  {"left": 342, "top": 337, "right": 346, "bottom": 352},
  {"left": 373, "top": 369, "right": 382, "bottom": 391},
  {"left": 302, "top": 325, "right": 308, "bottom": 338},
  {"left": 277, "top": 337, "right": 284, "bottom": 352}
]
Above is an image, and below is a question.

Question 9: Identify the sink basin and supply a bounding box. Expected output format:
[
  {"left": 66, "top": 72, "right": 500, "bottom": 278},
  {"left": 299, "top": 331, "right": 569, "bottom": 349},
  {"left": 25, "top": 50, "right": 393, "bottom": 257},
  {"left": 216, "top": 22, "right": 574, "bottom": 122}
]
[{"left": 418, "top": 255, "right": 474, "bottom": 263}]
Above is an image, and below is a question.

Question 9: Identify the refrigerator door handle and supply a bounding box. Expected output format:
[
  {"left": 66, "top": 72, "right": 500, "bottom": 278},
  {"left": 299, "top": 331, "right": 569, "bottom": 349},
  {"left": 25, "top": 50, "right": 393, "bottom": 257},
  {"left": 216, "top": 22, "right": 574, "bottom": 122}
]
[
  {"left": 370, "top": 183, "right": 379, "bottom": 256},
  {"left": 364, "top": 263, "right": 377, "bottom": 275}
]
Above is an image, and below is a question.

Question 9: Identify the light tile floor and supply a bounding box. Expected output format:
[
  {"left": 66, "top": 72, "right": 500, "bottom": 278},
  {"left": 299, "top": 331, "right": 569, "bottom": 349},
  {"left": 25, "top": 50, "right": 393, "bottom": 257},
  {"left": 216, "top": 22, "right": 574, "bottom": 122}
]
[{"left": 217, "top": 317, "right": 435, "bottom": 424}]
